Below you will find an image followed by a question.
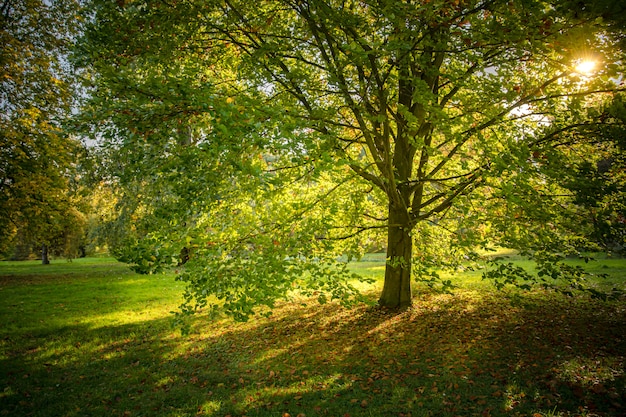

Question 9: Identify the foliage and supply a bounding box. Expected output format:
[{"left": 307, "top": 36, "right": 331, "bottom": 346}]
[
  {"left": 480, "top": 90, "right": 626, "bottom": 295},
  {"left": 76, "top": 0, "right": 626, "bottom": 317},
  {"left": 0, "top": 0, "right": 86, "bottom": 259},
  {"left": 0, "top": 257, "right": 624, "bottom": 416},
  {"left": 559, "top": 94, "right": 626, "bottom": 253}
]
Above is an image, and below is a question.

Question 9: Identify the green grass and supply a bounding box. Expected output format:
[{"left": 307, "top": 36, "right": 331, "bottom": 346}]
[{"left": 0, "top": 256, "right": 624, "bottom": 417}]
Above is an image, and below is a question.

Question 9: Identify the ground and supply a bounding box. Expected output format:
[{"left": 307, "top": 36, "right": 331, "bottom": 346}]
[{"left": 0, "top": 256, "right": 624, "bottom": 416}]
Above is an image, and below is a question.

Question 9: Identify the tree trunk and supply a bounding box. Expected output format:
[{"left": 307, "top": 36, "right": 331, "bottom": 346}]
[
  {"left": 378, "top": 204, "right": 413, "bottom": 309},
  {"left": 41, "top": 244, "right": 50, "bottom": 265}
]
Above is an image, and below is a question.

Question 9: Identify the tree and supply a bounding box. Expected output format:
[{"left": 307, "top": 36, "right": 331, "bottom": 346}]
[
  {"left": 0, "top": 0, "right": 85, "bottom": 261},
  {"left": 77, "top": 0, "right": 624, "bottom": 317},
  {"left": 558, "top": 93, "right": 626, "bottom": 254}
]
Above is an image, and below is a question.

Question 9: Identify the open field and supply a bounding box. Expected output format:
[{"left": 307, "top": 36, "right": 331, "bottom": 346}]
[{"left": 0, "top": 256, "right": 624, "bottom": 416}]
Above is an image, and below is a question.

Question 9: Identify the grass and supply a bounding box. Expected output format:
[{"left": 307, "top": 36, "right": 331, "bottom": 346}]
[{"left": 0, "top": 256, "right": 624, "bottom": 417}]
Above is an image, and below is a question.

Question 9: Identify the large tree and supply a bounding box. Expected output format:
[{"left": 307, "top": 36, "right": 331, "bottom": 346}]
[
  {"left": 0, "top": 0, "right": 84, "bottom": 261},
  {"left": 77, "top": 0, "right": 624, "bottom": 317}
]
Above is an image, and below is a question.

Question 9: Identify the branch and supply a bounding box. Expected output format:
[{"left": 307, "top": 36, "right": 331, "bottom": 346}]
[
  {"left": 525, "top": 87, "right": 625, "bottom": 105},
  {"left": 363, "top": 212, "right": 388, "bottom": 222},
  {"left": 407, "top": 167, "right": 482, "bottom": 190},
  {"left": 296, "top": 3, "right": 396, "bottom": 202},
  {"left": 426, "top": 72, "right": 570, "bottom": 180},
  {"left": 414, "top": 172, "right": 482, "bottom": 222},
  {"left": 439, "top": 48, "right": 507, "bottom": 108},
  {"left": 317, "top": 224, "right": 388, "bottom": 241},
  {"left": 348, "top": 163, "right": 387, "bottom": 194},
  {"left": 531, "top": 122, "right": 617, "bottom": 148}
]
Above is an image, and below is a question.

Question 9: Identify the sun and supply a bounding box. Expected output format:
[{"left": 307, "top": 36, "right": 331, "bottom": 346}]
[{"left": 575, "top": 59, "right": 597, "bottom": 75}]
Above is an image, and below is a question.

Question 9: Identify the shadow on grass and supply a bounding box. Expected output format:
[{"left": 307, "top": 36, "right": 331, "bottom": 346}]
[
  {"left": 203, "top": 290, "right": 626, "bottom": 417},
  {"left": 1, "top": 289, "right": 625, "bottom": 417}
]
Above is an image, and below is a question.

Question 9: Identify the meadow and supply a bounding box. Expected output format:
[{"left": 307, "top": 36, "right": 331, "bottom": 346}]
[{"left": 0, "top": 255, "right": 624, "bottom": 417}]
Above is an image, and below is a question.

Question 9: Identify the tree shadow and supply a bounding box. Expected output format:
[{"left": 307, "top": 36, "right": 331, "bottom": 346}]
[
  {"left": 1, "top": 289, "right": 624, "bottom": 417},
  {"left": 195, "top": 290, "right": 626, "bottom": 416}
]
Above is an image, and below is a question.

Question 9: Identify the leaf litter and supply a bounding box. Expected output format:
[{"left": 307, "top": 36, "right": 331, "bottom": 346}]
[
  {"left": 2, "top": 282, "right": 624, "bottom": 417},
  {"left": 177, "top": 288, "right": 626, "bottom": 416}
]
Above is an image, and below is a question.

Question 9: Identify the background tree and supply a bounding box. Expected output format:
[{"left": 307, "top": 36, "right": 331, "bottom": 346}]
[
  {"left": 559, "top": 94, "right": 626, "bottom": 254},
  {"left": 77, "top": 0, "right": 625, "bottom": 318},
  {"left": 0, "top": 0, "right": 85, "bottom": 261}
]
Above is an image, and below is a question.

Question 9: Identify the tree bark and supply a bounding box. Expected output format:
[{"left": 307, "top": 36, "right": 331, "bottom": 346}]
[
  {"left": 378, "top": 204, "right": 413, "bottom": 309},
  {"left": 41, "top": 244, "right": 50, "bottom": 265}
]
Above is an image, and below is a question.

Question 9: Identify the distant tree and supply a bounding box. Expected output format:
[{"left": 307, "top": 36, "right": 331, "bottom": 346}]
[
  {"left": 77, "top": 0, "right": 624, "bottom": 318},
  {"left": 559, "top": 94, "right": 626, "bottom": 254},
  {"left": 0, "top": 0, "right": 85, "bottom": 262}
]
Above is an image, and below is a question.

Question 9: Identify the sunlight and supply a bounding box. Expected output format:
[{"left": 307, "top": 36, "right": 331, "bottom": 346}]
[{"left": 575, "top": 59, "right": 597, "bottom": 76}]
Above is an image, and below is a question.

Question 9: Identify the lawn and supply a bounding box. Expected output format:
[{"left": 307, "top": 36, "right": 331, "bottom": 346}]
[{"left": 0, "top": 256, "right": 624, "bottom": 417}]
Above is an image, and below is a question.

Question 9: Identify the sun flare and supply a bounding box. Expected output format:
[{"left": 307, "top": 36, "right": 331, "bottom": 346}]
[{"left": 575, "top": 59, "right": 597, "bottom": 75}]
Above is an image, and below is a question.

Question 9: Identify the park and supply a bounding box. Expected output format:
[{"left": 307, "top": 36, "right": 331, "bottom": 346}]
[
  {"left": 1, "top": 0, "right": 626, "bottom": 415},
  {"left": 0, "top": 254, "right": 624, "bottom": 416}
]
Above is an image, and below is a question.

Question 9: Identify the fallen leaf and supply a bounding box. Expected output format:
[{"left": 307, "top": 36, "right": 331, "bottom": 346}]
[{"left": 592, "top": 384, "right": 607, "bottom": 394}]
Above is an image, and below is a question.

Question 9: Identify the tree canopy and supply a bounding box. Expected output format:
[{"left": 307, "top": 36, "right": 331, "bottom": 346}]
[
  {"left": 0, "top": 0, "right": 85, "bottom": 260},
  {"left": 77, "top": 0, "right": 625, "bottom": 319}
]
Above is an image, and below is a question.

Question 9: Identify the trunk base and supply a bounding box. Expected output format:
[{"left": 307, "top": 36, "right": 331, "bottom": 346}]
[
  {"left": 378, "top": 279, "right": 413, "bottom": 309},
  {"left": 378, "top": 298, "right": 412, "bottom": 310},
  {"left": 41, "top": 244, "right": 50, "bottom": 265}
]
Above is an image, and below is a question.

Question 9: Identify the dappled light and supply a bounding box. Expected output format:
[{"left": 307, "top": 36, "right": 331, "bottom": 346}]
[
  {"left": 1, "top": 259, "right": 624, "bottom": 416},
  {"left": 2, "top": 0, "right": 626, "bottom": 415}
]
